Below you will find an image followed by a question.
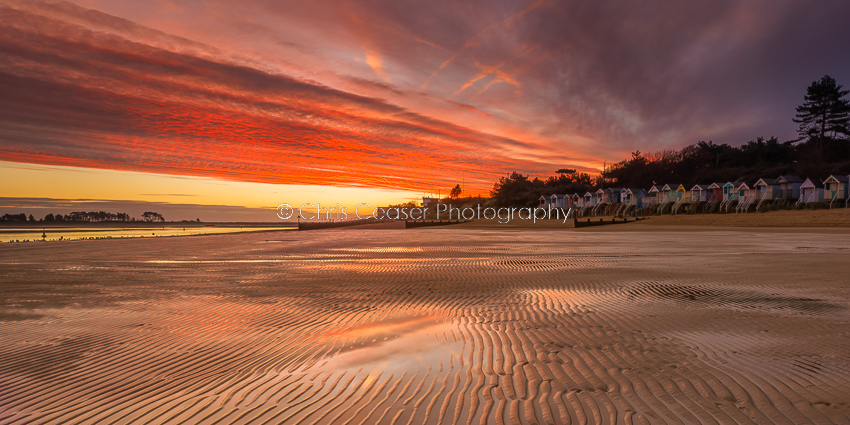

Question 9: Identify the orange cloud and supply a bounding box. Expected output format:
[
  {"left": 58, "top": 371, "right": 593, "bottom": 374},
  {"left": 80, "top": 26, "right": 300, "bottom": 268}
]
[{"left": 0, "top": 1, "right": 566, "bottom": 196}]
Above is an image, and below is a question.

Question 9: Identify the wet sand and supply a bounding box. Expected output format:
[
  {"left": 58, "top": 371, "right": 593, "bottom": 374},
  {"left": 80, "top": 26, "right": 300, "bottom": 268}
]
[
  {"left": 0, "top": 226, "right": 294, "bottom": 243},
  {"left": 1, "top": 228, "right": 849, "bottom": 424}
]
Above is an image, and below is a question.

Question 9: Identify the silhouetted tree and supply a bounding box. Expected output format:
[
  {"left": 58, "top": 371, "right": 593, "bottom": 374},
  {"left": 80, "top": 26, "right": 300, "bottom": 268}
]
[
  {"left": 142, "top": 212, "right": 165, "bottom": 222},
  {"left": 491, "top": 172, "right": 545, "bottom": 207},
  {"left": 794, "top": 75, "right": 850, "bottom": 159},
  {"left": 450, "top": 184, "right": 462, "bottom": 200},
  {"left": 490, "top": 171, "right": 596, "bottom": 207}
]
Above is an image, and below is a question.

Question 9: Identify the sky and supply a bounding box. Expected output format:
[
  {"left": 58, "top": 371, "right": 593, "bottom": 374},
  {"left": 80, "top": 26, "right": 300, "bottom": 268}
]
[{"left": 2, "top": 0, "right": 849, "bottom": 221}]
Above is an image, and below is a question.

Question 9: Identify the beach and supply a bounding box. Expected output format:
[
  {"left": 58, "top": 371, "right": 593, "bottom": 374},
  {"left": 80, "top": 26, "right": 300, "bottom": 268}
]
[
  {"left": 455, "top": 208, "right": 850, "bottom": 231},
  {"left": 1, "top": 227, "right": 849, "bottom": 424}
]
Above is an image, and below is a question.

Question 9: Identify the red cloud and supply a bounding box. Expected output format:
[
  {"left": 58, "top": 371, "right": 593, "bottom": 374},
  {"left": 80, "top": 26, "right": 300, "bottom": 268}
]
[{"left": 0, "top": 1, "right": 563, "bottom": 195}]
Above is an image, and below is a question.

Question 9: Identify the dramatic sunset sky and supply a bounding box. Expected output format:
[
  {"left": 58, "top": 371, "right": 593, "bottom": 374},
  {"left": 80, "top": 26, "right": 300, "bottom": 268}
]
[{"left": 2, "top": 0, "right": 850, "bottom": 220}]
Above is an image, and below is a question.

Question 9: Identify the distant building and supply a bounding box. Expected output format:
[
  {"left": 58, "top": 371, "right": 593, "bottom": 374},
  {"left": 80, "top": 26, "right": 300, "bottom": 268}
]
[{"left": 422, "top": 197, "right": 440, "bottom": 208}]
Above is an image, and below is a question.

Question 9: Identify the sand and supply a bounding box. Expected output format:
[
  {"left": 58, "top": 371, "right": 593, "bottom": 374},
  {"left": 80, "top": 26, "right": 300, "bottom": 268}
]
[
  {"left": 1, "top": 228, "right": 849, "bottom": 424},
  {"left": 456, "top": 208, "right": 850, "bottom": 232}
]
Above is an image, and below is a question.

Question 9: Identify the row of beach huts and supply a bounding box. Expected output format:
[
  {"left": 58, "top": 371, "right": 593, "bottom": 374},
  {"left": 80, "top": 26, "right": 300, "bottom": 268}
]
[{"left": 540, "top": 175, "right": 850, "bottom": 217}]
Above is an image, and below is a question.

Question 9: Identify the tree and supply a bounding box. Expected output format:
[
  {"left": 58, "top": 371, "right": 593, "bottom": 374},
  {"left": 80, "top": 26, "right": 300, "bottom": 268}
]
[
  {"left": 142, "top": 212, "right": 165, "bottom": 222},
  {"left": 793, "top": 75, "right": 850, "bottom": 151},
  {"left": 450, "top": 184, "right": 462, "bottom": 199}
]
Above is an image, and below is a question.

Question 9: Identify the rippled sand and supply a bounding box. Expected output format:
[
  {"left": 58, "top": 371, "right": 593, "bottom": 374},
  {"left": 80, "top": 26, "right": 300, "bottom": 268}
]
[{"left": 1, "top": 229, "right": 849, "bottom": 424}]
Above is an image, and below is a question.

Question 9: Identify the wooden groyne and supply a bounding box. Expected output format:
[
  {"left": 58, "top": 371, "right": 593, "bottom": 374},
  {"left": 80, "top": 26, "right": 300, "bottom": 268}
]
[
  {"left": 574, "top": 216, "right": 647, "bottom": 228},
  {"left": 405, "top": 220, "right": 468, "bottom": 228},
  {"left": 298, "top": 219, "right": 469, "bottom": 231}
]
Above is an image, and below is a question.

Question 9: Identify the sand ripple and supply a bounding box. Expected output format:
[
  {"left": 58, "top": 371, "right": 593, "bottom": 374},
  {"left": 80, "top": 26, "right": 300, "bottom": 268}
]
[{"left": 1, "top": 230, "right": 849, "bottom": 424}]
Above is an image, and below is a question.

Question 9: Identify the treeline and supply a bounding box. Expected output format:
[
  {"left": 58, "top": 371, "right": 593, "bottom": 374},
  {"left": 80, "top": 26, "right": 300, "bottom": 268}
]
[
  {"left": 490, "top": 169, "right": 596, "bottom": 207},
  {"left": 602, "top": 136, "right": 850, "bottom": 189},
  {"left": 490, "top": 74, "right": 850, "bottom": 207},
  {"left": 604, "top": 74, "right": 850, "bottom": 188},
  {"left": 1, "top": 211, "right": 165, "bottom": 222}
]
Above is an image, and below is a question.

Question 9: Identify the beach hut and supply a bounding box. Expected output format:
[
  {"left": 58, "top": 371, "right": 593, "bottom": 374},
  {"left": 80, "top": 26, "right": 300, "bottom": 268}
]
[
  {"left": 579, "top": 191, "right": 596, "bottom": 216},
  {"left": 569, "top": 193, "right": 582, "bottom": 209},
  {"left": 705, "top": 183, "right": 723, "bottom": 212},
  {"left": 540, "top": 194, "right": 567, "bottom": 208},
  {"left": 617, "top": 188, "right": 630, "bottom": 216},
  {"left": 798, "top": 178, "right": 824, "bottom": 206},
  {"left": 621, "top": 188, "right": 646, "bottom": 216},
  {"left": 572, "top": 193, "right": 584, "bottom": 209},
  {"left": 554, "top": 194, "right": 569, "bottom": 208},
  {"left": 735, "top": 182, "right": 757, "bottom": 213},
  {"left": 654, "top": 184, "right": 678, "bottom": 214},
  {"left": 595, "top": 189, "right": 605, "bottom": 205},
  {"left": 604, "top": 188, "right": 623, "bottom": 204},
  {"left": 591, "top": 189, "right": 605, "bottom": 216},
  {"left": 775, "top": 175, "right": 803, "bottom": 204},
  {"left": 645, "top": 185, "right": 663, "bottom": 212},
  {"left": 616, "top": 188, "right": 635, "bottom": 216},
  {"left": 662, "top": 184, "right": 680, "bottom": 202},
  {"left": 602, "top": 188, "right": 623, "bottom": 215},
  {"left": 671, "top": 184, "right": 690, "bottom": 214},
  {"left": 690, "top": 184, "right": 709, "bottom": 203},
  {"left": 720, "top": 182, "right": 744, "bottom": 212},
  {"left": 753, "top": 178, "right": 778, "bottom": 210},
  {"left": 823, "top": 175, "right": 849, "bottom": 208}
]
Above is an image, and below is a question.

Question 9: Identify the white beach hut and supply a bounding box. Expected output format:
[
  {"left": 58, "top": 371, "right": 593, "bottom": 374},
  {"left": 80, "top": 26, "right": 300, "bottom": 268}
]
[
  {"left": 735, "top": 182, "right": 757, "bottom": 213},
  {"left": 798, "top": 178, "right": 824, "bottom": 206},
  {"left": 646, "top": 185, "right": 663, "bottom": 212},
  {"left": 579, "top": 191, "right": 596, "bottom": 216},
  {"left": 753, "top": 178, "right": 778, "bottom": 210},
  {"left": 690, "top": 184, "right": 709, "bottom": 203},
  {"left": 655, "top": 184, "right": 679, "bottom": 214}
]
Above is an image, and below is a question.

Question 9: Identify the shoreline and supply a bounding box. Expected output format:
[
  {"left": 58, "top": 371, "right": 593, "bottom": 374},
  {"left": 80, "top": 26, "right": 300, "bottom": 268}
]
[
  {"left": 0, "top": 225, "right": 294, "bottom": 243},
  {"left": 2, "top": 208, "right": 848, "bottom": 242}
]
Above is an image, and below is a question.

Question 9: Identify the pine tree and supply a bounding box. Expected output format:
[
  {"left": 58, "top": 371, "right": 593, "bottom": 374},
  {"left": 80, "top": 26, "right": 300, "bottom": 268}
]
[{"left": 793, "top": 75, "right": 850, "bottom": 145}]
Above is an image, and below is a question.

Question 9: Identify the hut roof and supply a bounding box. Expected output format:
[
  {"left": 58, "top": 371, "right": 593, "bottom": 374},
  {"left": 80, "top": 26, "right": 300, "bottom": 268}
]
[
  {"left": 776, "top": 175, "right": 803, "bottom": 183},
  {"left": 800, "top": 178, "right": 824, "bottom": 189}
]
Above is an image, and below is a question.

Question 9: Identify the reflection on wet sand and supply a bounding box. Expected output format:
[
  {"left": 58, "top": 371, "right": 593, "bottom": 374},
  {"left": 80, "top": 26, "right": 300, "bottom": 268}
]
[
  {"left": 1, "top": 228, "right": 849, "bottom": 424},
  {"left": 1, "top": 226, "right": 293, "bottom": 242}
]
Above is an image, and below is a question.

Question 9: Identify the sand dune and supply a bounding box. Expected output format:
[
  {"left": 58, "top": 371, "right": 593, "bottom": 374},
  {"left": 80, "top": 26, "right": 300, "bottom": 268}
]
[{"left": 1, "top": 229, "right": 849, "bottom": 424}]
